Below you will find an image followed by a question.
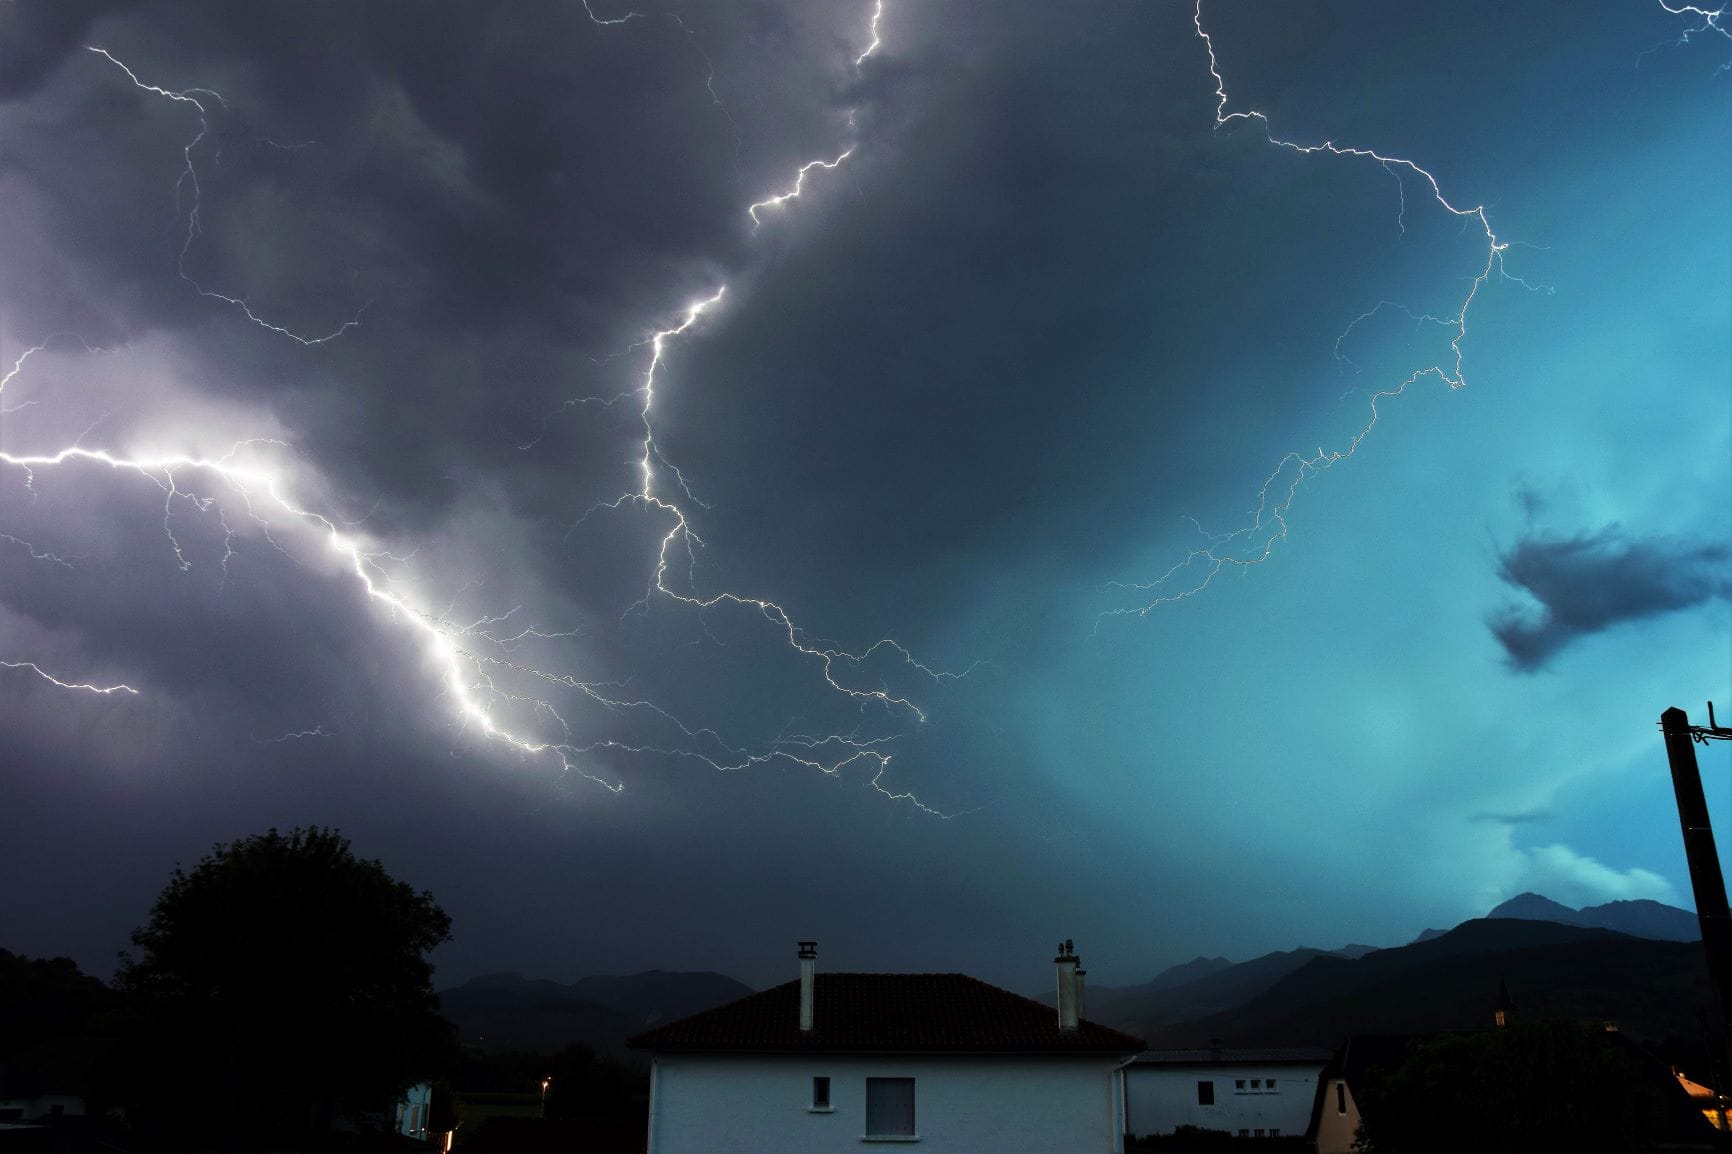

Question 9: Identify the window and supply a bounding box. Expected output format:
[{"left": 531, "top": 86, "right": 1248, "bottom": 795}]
[
  {"left": 1239, "top": 1129, "right": 1250, "bottom": 1138},
  {"left": 1250, "top": 1079, "right": 1261, "bottom": 1090},
  {"left": 1254, "top": 1130, "right": 1265, "bottom": 1138},
  {"left": 1267, "top": 1078, "right": 1277, "bottom": 1091},
  {"left": 1336, "top": 1082, "right": 1347, "bottom": 1114},
  {"left": 1196, "top": 1080, "right": 1214, "bottom": 1106},
  {"left": 865, "top": 1077, "right": 915, "bottom": 1137},
  {"left": 1270, "top": 1129, "right": 1281, "bottom": 1137},
  {"left": 811, "top": 1076, "right": 831, "bottom": 1110},
  {"left": 1235, "top": 1078, "right": 1246, "bottom": 1091}
]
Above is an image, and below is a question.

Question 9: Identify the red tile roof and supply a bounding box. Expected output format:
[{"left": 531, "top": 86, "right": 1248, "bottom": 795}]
[{"left": 627, "top": 973, "right": 1144, "bottom": 1054}]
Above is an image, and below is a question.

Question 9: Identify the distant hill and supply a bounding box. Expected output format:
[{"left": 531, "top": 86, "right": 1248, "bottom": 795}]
[
  {"left": 439, "top": 970, "right": 752, "bottom": 1054},
  {"left": 1140, "top": 955, "right": 1234, "bottom": 992},
  {"left": 566, "top": 970, "right": 758, "bottom": 1029},
  {"left": 1149, "top": 918, "right": 1712, "bottom": 1047},
  {"left": 1482, "top": 883, "right": 1697, "bottom": 942},
  {"left": 1411, "top": 893, "right": 1698, "bottom": 945},
  {"left": 1077, "top": 945, "right": 1372, "bottom": 1038}
]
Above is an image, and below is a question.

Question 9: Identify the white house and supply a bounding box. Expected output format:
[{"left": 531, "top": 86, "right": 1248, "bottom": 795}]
[
  {"left": 629, "top": 940, "right": 1143, "bottom": 1153},
  {"left": 1314, "top": 1036, "right": 1413, "bottom": 1154},
  {"left": 1120, "top": 1046, "right": 1331, "bottom": 1141}
]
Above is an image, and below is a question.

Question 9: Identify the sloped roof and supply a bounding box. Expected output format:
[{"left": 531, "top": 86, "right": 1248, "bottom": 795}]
[{"left": 627, "top": 973, "right": 1144, "bottom": 1054}]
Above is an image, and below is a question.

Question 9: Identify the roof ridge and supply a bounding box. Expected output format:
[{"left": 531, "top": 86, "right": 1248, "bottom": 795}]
[{"left": 628, "top": 970, "right": 1144, "bottom": 1054}]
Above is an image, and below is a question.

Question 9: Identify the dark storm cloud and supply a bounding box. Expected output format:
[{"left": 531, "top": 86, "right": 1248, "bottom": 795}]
[
  {"left": 0, "top": 0, "right": 134, "bottom": 99},
  {"left": 5, "top": 0, "right": 1725, "bottom": 998},
  {"left": 1489, "top": 525, "right": 1731, "bottom": 671},
  {"left": 1, "top": 0, "right": 861, "bottom": 525}
]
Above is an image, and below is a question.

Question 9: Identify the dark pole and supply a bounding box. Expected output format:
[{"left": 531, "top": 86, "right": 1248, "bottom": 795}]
[{"left": 1661, "top": 706, "right": 1732, "bottom": 1099}]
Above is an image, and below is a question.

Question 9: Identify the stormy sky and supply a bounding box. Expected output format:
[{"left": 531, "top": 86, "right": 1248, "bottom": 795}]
[{"left": 1, "top": 0, "right": 1728, "bottom": 995}]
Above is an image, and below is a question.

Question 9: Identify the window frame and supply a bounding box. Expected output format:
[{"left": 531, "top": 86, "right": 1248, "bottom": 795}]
[
  {"left": 1196, "top": 1079, "right": 1215, "bottom": 1106},
  {"left": 808, "top": 1074, "right": 833, "bottom": 1113}
]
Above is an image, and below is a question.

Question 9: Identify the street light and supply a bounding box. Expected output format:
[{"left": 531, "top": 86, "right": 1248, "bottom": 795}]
[{"left": 540, "top": 1076, "right": 551, "bottom": 1119}]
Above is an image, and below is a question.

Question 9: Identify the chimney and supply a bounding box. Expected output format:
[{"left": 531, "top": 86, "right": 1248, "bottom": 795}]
[
  {"left": 798, "top": 941, "right": 817, "bottom": 1032},
  {"left": 1054, "top": 939, "right": 1080, "bottom": 1032}
]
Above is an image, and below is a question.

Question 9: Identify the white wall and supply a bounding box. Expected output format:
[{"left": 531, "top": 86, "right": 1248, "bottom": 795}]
[
  {"left": 0, "top": 1095, "right": 85, "bottom": 1121},
  {"left": 1315, "top": 1077, "right": 1359, "bottom": 1154},
  {"left": 649, "top": 1053, "right": 1125, "bottom": 1154},
  {"left": 1124, "top": 1063, "right": 1322, "bottom": 1139},
  {"left": 394, "top": 1082, "right": 432, "bottom": 1138}
]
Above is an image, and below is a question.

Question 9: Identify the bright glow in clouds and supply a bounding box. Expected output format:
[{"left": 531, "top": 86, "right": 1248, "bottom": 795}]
[
  {"left": 1496, "top": 843, "right": 1679, "bottom": 910},
  {"left": 2, "top": 3, "right": 953, "bottom": 814}
]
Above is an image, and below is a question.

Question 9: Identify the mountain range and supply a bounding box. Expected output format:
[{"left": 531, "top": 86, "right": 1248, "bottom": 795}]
[
  {"left": 1079, "top": 894, "right": 1707, "bottom": 1048},
  {"left": 438, "top": 970, "right": 752, "bottom": 1054},
  {"left": 439, "top": 893, "right": 1707, "bottom": 1054},
  {"left": 1411, "top": 892, "right": 1700, "bottom": 943}
]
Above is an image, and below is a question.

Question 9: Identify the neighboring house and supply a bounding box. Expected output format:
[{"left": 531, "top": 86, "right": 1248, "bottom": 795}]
[
  {"left": 1120, "top": 1046, "right": 1331, "bottom": 1141},
  {"left": 394, "top": 1082, "right": 433, "bottom": 1142},
  {"left": 0, "top": 1093, "right": 85, "bottom": 1122},
  {"left": 1313, "top": 1034, "right": 1411, "bottom": 1154},
  {"left": 393, "top": 1081, "right": 459, "bottom": 1151},
  {"left": 629, "top": 940, "right": 1143, "bottom": 1153}
]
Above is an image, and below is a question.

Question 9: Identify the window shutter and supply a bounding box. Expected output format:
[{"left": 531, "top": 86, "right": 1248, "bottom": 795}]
[{"left": 865, "top": 1077, "right": 916, "bottom": 1136}]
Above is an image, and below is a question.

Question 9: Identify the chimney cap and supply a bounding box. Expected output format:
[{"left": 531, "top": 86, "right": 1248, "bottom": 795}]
[{"left": 797, "top": 941, "right": 817, "bottom": 959}]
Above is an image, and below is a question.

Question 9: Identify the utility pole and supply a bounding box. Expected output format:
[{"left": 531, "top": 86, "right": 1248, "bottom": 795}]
[{"left": 1660, "top": 705, "right": 1732, "bottom": 1123}]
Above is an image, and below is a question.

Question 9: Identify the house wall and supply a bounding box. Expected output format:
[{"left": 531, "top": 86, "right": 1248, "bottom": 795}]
[
  {"left": 394, "top": 1082, "right": 432, "bottom": 1139},
  {"left": 1123, "top": 1062, "right": 1322, "bottom": 1139},
  {"left": 1315, "top": 1077, "right": 1360, "bottom": 1154},
  {"left": 0, "top": 1095, "right": 85, "bottom": 1121},
  {"left": 648, "top": 1052, "right": 1125, "bottom": 1154}
]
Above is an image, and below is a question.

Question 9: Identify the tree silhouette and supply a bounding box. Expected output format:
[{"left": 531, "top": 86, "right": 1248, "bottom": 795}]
[
  {"left": 1354, "top": 1020, "right": 1668, "bottom": 1154},
  {"left": 115, "top": 827, "right": 454, "bottom": 1148}
]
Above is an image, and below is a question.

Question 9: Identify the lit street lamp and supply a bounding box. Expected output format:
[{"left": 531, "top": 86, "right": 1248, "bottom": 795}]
[{"left": 540, "top": 1076, "right": 551, "bottom": 1119}]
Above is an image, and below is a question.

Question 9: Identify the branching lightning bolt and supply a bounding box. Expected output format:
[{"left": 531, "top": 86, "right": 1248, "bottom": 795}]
[
  {"left": 7, "top": 3, "right": 956, "bottom": 815},
  {"left": 743, "top": 0, "right": 882, "bottom": 229},
  {"left": 1, "top": 660, "right": 138, "bottom": 696},
  {"left": 578, "top": 4, "right": 963, "bottom": 725},
  {"left": 545, "top": 0, "right": 959, "bottom": 811},
  {"left": 1657, "top": 0, "right": 1732, "bottom": 60},
  {"left": 85, "top": 47, "right": 368, "bottom": 346},
  {"left": 581, "top": 0, "right": 643, "bottom": 27},
  {"left": 1102, "top": 3, "right": 1532, "bottom": 621},
  {"left": 0, "top": 439, "right": 639, "bottom": 791},
  {"left": 747, "top": 149, "right": 855, "bottom": 226},
  {"left": 258, "top": 725, "right": 334, "bottom": 743}
]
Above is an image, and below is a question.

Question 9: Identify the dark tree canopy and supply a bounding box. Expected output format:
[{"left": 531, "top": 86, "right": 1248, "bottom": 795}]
[
  {"left": 0, "top": 949, "right": 116, "bottom": 1103},
  {"left": 1353, "top": 1020, "right": 1671, "bottom": 1154},
  {"left": 116, "top": 827, "right": 454, "bottom": 1147}
]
